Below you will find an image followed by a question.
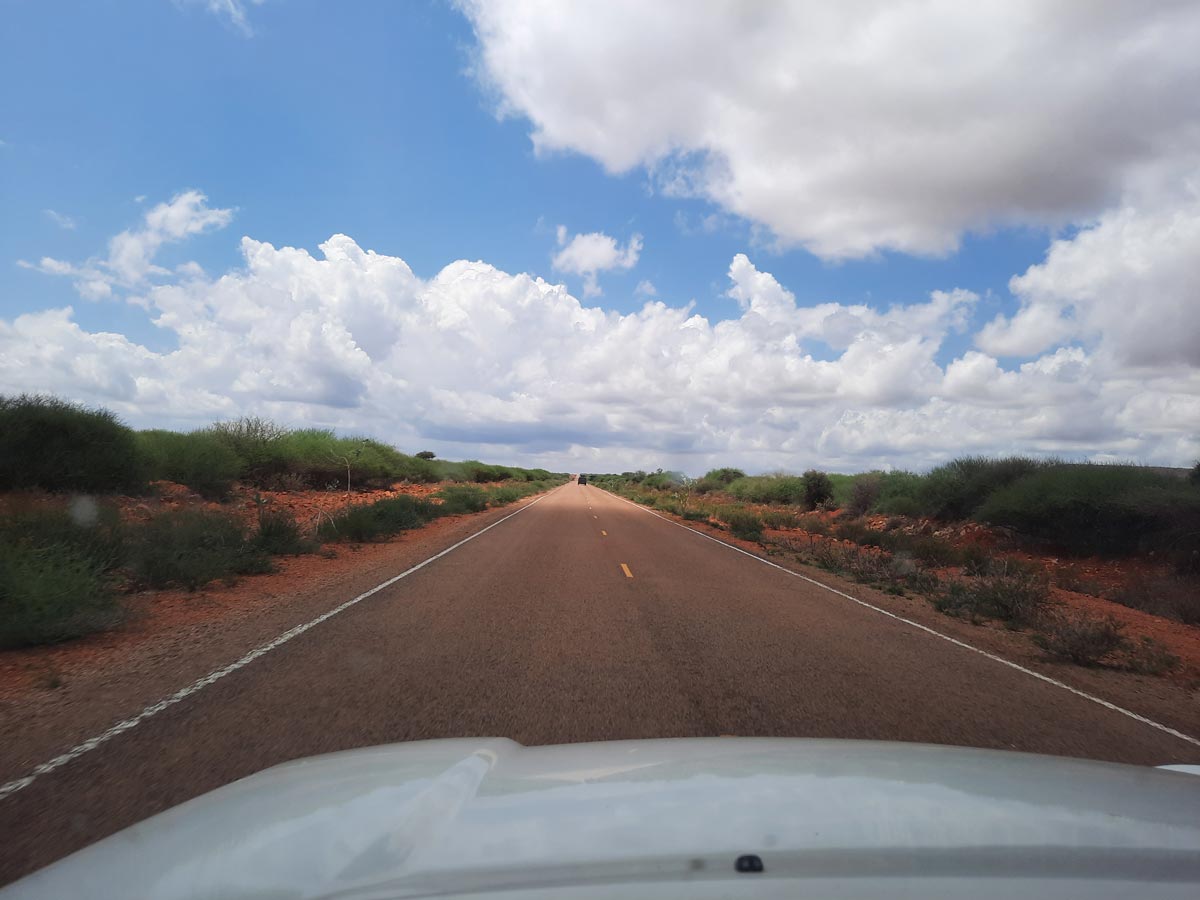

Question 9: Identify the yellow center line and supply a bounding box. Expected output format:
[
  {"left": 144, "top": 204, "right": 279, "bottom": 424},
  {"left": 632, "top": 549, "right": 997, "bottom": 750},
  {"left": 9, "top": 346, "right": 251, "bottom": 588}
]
[{"left": 620, "top": 563, "right": 633, "bottom": 579}]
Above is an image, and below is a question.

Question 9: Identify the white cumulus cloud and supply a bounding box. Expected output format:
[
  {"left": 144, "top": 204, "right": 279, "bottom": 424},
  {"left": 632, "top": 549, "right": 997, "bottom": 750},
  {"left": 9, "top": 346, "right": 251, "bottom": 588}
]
[
  {"left": 9, "top": 195, "right": 1198, "bottom": 472},
  {"left": 978, "top": 186, "right": 1200, "bottom": 367},
  {"left": 551, "top": 227, "right": 642, "bottom": 297},
  {"left": 20, "top": 190, "right": 233, "bottom": 300},
  {"left": 460, "top": 0, "right": 1200, "bottom": 259}
]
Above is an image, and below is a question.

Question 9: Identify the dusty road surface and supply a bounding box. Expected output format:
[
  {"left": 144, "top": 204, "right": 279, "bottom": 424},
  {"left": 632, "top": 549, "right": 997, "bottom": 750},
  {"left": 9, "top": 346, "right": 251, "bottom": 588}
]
[{"left": 3, "top": 482, "right": 1199, "bottom": 883}]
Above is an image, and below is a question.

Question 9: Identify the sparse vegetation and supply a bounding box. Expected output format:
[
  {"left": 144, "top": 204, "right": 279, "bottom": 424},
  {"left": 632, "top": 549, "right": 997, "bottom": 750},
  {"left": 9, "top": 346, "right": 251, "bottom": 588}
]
[
  {"left": 128, "top": 509, "right": 272, "bottom": 590},
  {"left": 251, "top": 505, "right": 314, "bottom": 556},
  {"left": 0, "top": 394, "right": 566, "bottom": 646},
  {"left": 317, "top": 495, "right": 440, "bottom": 543},
  {"left": 934, "top": 561, "right": 1050, "bottom": 627},
  {"left": 1112, "top": 575, "right": 1200, "bottom": 625},
  {"left": 724, "top": 509, "right": 764, "bottom": 542},
  {"left": 0, "top": 543, "right": 120, "bottom": 648},
  {"left": 436, "top": 485, "right": 489, "bottom": 514},
  {"left": 1034, "top": 612, "right": 1126, "bottom": 666}
]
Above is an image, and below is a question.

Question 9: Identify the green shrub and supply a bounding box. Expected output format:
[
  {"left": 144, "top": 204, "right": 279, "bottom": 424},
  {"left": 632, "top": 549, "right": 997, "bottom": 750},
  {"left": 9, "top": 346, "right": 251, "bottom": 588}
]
[
  {"left": 725, "top": 510, "right": 764, "bottom": 542},
  {"left": 872, "top": 471, "right": 923, "bottom": 516},
  {"left": 251, "top": 506, "right": 314, "bottom": 555},
  {"left": 486, "top": 486, "right": 524, "bottom": 506},
  {"left": 919, "top": 456, "right": 1053, "bottom": 521},
  {"left": 975, "top": 464, "right": 1200, "bottom": 558},
  {"left": 0, "top": 543, "right": 121, "bottom": 647},
  {"left": 209, "top": 416, "right": 289, "bottom": 486},
  {"left": 437, "top": 485, "right": 489, "bottom": 514},
  {"left": 682, "top": 508, "right": 709, "bottom": 522},
  {"left": 416, "top": 450, "right": 436, "bottom": 460},
  {"left": 935, "top": 562, "right": 1050, "bottom": 626},
  {"left": 802, "top": 470, "right": 834, "bottom": 510},
  {"left": 129, "top": 509, "right": 271, "bottom": 590},
  {"left": 1124, "top": 637, "right": 1180, "bottom": 676},
  {"left": 848, "top": 475, "right": 882, "bottom": 517},
  {"left": 137, "top": 430, "right": 241, "bottom": 499},
  {"left": 876, "top": 495, "right": 922, "bottom": 517},
  {"left": 317, "top": 495, "right": 438, "bottom": 542},
  {"left": 0, "top": 394, "right": 146, "bottom": 493},
  {"left": 761, "top": 509, "right": 798, "bottom": 529},
  {"left": 727, "top": 475, "right": 806, "bottom": 505},
  {"left": 695, "top": 468, "right": 745, "bottom": 493},
  {"left": 1034, "top": 612, "right": 1126, "bottom": 666},
  {"left": 0, "top": 505, "right": 126, "bottom": 573},
  {"left": 795, "top": 514, "right": 830, "bottom": 536}
]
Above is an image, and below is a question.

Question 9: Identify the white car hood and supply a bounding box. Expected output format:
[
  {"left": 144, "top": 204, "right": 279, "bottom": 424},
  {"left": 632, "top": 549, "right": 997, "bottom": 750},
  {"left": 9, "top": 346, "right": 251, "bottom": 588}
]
[{"left": 5, "top": 738, "right": 1200, "bottom": 899}]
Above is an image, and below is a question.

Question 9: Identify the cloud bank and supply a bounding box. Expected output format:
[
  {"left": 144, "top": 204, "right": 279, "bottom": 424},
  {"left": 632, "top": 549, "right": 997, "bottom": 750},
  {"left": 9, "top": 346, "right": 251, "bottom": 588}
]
[{"left": 7, "top": 194, "right": 1197, "bottom": 474}]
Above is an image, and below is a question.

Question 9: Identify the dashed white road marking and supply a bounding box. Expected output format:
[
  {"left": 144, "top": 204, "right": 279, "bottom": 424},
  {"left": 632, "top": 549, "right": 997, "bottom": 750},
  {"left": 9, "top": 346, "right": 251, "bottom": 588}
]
[
  {"left": 0, "top": 489, "right": 559, "bottom": 802},
  {"left": 607, "top": 490, "right": 1200, "bottom": 751}
]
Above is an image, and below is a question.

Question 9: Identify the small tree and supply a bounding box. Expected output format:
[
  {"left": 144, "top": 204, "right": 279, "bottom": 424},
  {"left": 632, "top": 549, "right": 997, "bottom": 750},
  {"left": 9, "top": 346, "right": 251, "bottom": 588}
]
[
  {"left": 802, "top": 469, "right": 834, "bottom": 510},
  {"left": 416, "top": 450, "right": 436, "bottom": 460}
]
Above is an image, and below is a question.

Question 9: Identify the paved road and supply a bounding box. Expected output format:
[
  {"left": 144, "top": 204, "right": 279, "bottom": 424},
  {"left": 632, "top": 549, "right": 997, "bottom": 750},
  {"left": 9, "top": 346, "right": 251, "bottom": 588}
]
[{"left": 2, "top": 482, "right": 1197, "bottom": 883}]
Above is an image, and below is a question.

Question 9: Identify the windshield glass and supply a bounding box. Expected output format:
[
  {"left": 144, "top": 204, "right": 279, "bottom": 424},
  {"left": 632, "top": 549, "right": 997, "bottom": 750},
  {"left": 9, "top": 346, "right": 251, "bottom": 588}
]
[{"left": 1, "top": 0, "right": 1198, "bottom": 893}]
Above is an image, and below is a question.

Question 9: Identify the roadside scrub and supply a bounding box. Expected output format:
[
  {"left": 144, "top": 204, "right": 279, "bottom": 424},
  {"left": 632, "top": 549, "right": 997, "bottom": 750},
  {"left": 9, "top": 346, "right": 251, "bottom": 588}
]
[
  {"left": 0, "top": 394, "right": 568, "bottom": 647},
  {"left": 605, "top": 482, "right": 1185, "bottom": 677},
  {"left": 0, "top": 507, "right": 127, "bottom": 648},
  {"left": 0, "top": 395, "right": 566, "bottom": 498}
]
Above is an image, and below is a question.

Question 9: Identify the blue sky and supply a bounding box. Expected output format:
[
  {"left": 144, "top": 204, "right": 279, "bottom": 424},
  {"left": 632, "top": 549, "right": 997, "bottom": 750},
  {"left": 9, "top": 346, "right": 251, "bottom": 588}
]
[{"left": 1, "top": 1, "right": 1197, "bottom": 473}]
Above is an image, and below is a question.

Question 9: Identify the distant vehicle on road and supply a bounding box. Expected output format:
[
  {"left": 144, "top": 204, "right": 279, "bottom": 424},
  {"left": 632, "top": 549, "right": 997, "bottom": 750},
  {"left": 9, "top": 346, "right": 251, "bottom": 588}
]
[
  {"left": 578, "top": 474, "right": 588, "bottom": 485},
  {"left": 6, "top": 737, "right": 1199, "bottom": 898}
]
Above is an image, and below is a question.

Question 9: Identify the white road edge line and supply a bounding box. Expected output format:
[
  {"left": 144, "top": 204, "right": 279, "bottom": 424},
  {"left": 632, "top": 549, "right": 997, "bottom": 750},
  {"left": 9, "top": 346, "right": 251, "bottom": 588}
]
[
  {"left": 0, "top": 488, "right": 560, "bottom": 802},
  {"left": 606, "top": 490, "right": 1200, "bottom": 750}
]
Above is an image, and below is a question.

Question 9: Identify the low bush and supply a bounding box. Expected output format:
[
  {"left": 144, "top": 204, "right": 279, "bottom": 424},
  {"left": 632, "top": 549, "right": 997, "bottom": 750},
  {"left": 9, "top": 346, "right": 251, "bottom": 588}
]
[
  {"left": 681, "top": 508, "right": 709, "bottom": 522},
  {"left": 0, "top": 543, "right": 121, "bottom": 648},
  {"left": 761, "top": 509, "right": 798, "bottom": 529},
  {"left": 695, "top": 468, "right": 746, "bottom": 493},
  {"left": 794, "top": 515, "right": 830, "bottom": 536},
  {"left": 129, "top": 509, "right": 271, "bottom": 590},
  {"left": 0, "top": 504, "right": 126, "bottom": 574},
  {"left": 834, "top": 520, "right": 962, "bottom": 567},
  {"left": 1124, "top": 637, "right": 1180, "bottom": 676},
  {"left": 0, "top": 394, "right": 146, "bottom": 493},
  {"left": 1034, "top": 612, "right": 1126, "bottom": 666},
  {"left": 137, "top": 429, "right": 241, "bottom": 499},
  {"left": 317, "top": 495, "right": 439, "bottom": 543},
  {"left": 725, "top": 509, "right": 764, "bottom": 542},
  {"left": 809, "top": 542, "right": 939, "bottom": 596},
  {"left": 935, "top": 562, "right": 1050, "bottom": 627},
  {"left": 486, "top": 486, "right": 524, "bottom": 506},
  {"left": 847, "top": 475, "right": 882, "bottom": 517},
  {"left": 437, "top": 485, "right": 489, "bottom": 514},
  {"left": 873, "top": 471, "right": 924, "bottom": 517},
  {"left": 251, "top": 506, "right": 314, "bottom": 555}
]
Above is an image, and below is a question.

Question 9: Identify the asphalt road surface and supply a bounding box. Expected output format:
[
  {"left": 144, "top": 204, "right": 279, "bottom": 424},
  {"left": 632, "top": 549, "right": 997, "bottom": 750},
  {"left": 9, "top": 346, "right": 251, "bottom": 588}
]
[{"left": 3, "top": 482, "right": 1198, "bottom": 883}]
